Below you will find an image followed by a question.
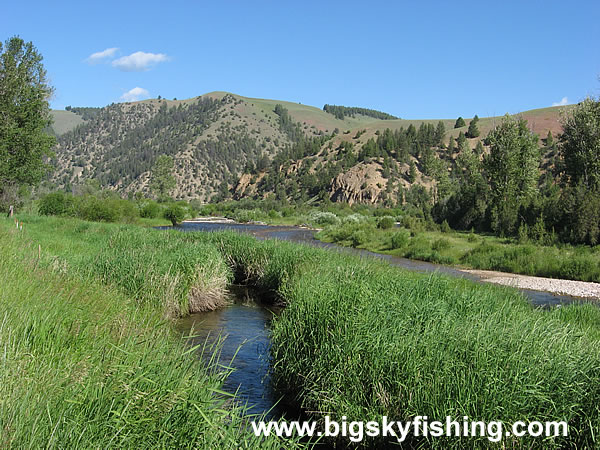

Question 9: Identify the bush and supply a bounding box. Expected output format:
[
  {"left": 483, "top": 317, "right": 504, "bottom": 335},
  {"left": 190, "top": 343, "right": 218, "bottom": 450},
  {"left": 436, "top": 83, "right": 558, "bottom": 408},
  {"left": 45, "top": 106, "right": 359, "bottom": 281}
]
[
  {"left": 377, "top": 216, "right": 395, "bottom": 230},
  {"left": 390, "top": 228, "right": 410, "bottom": 249},
  {"left": 343, "top": 213, "right": 368, "bottom": 224},
  {"left": 432, "top": 238, "right": 451, "bottom": 251},
  {"left": 140, "top": 200, "right": 162, "bottom": 219},
  {"left": 440, "top": 220, "right": 451, "bottom": 233},
  {"left": 308, "top": 211, "right": 340, "bottom": 226},
  {"left": 163, "top": 205, "right": 186, "bottom": 226},
  {"left": 38, "top": 192, "right": 75, "bottom": 216},
  {"left": 76, "top": 196, "right": 119, "bottom": 223}
]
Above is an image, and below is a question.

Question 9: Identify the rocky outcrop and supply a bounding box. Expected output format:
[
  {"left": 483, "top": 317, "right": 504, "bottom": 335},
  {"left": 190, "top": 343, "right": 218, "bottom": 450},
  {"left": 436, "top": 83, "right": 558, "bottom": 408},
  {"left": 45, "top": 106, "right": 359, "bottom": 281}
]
[{"left": 329, "top": 163, "right": 386, "bottom": 205}]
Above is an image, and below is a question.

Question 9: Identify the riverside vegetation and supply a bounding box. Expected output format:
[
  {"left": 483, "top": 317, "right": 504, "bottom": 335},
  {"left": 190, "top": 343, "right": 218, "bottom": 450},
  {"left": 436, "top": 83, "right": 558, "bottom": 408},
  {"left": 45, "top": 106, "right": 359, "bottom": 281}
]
[
  {"left": 2, "top": 214, "right": 600, "bottom": 448},
  {"left": 198, "top": 199, "right": 600, "bottom": 283}
]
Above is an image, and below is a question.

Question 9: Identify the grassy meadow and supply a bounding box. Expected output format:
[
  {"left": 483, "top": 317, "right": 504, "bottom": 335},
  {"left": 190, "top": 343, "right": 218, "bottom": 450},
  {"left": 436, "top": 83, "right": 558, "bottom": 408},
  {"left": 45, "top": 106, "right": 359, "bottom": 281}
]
[{"left": 2, "top": 214, "right": 600, "bottom": 447}]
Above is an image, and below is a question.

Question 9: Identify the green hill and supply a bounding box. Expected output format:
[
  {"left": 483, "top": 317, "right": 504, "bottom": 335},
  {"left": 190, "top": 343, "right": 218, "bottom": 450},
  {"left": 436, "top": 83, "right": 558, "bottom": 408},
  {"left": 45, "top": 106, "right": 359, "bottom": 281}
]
[{"left": 48, "top": 91, "right": 567, "bottom": 204}]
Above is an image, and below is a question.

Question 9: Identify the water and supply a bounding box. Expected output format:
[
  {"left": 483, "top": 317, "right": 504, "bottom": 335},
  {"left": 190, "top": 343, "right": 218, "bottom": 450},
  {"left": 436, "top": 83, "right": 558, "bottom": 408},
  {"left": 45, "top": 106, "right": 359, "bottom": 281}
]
[
  {"left": 175, "top": 286, "right": 291, "bottom": 419},
  {"left": 170, "top": 221, "right": 585, "bottom": 307},
  {"left": 170, "top": 220, "right": 588, "bottom": 418}
]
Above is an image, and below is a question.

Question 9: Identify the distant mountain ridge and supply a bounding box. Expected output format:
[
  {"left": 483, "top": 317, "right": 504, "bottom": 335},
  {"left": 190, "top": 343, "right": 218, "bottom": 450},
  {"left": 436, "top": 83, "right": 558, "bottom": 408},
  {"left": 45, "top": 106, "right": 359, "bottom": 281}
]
[{"left": 49, "top": 92, "right": 567, "bottom": 203}]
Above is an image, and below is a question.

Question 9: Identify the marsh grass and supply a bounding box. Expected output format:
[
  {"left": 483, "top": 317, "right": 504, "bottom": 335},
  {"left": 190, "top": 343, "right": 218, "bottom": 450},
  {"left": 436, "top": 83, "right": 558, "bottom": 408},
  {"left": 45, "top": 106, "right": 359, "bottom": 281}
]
[
  {"left": 4, "top": 215, "right": 600, "bottom": 447},
  {"left": 269, "top": 258, "right": 600, "bottom": 447},
  {"left": 0, "top": 225, "right": 292, "bottom": 448},
  {"left": 319, "top": 223, "right": 600, "bottom": 282}
]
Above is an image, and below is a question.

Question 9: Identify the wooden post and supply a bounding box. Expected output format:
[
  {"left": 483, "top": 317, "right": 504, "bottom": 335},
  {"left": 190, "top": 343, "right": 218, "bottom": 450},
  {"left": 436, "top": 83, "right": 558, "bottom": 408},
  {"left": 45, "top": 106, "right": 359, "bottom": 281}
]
[
  {"left": 8, "top": 205, "right": 14, "bottom": 218},
  {"left": 38, "top": 244, "right": 41, "bottom": 260}
]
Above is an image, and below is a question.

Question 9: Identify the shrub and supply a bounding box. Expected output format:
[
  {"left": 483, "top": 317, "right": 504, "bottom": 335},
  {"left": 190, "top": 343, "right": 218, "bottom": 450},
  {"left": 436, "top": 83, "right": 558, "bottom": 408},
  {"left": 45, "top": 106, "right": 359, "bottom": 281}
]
[
  {"left": 343, "top": 213, "right": 368, "bottom": 224},
  {"left": 377, "top": 216, "right": 395, "bottom": 230},
  {"left": 432, "top": 238, "right": 451, "bottom": 251},
  {"left": 163, "top": 205, "right": 186, "bottom": 226},
  {"left": 308, "top": 211, "right": 340, "bottom": 226},
  {"left": 76, "top": 196, "right": 119, "bottom": 222},
  {"left": 140, "top": 200, "right": 162, "bottom": 218},
  {"left": 440, "top": 220, "right": 451, "bottom": 233},
  {"left": 390, "top": 228, "right": 410, "bottom": 249},
  {"left": 38, "top": 192, "right": 75, "bottom": 216},
  {"left": 467, "top": 229, "right": 478, "bottom": 242}
]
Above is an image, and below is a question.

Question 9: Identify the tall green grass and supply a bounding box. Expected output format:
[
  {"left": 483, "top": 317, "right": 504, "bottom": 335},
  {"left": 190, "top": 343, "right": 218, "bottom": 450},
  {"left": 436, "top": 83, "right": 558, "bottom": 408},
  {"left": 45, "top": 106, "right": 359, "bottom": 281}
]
[
  {"left": 0, "top": 225, "right": 291, "bottom": 448},
  {"left": 4, "top": 215, "right": 600, "bottom": 447},
  {"left": 268, "top": 256, "right": 600, "bottom": 447},
  {"left": 180, "top": 231, "right": 600, "bottom": 448},
  {"left": 319, "top": 221, "right": 600, "bottom": 283}
]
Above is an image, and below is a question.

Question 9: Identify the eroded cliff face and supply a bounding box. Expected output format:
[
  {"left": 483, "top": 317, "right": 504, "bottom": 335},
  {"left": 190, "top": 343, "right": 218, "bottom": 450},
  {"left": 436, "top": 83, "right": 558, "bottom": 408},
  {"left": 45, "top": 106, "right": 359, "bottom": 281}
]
[
  {"left": 329, "top": 163, "right": 386, "bottom": 205},
  {"left": 233, "top": 172, "right": 266, "bottom": 199}
]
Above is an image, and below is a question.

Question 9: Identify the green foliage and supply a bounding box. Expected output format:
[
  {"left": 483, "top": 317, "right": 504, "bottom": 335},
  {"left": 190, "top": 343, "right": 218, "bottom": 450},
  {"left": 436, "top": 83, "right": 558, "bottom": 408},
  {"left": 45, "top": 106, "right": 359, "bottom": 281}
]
[
  {"left": 454, "top": 116, "right": 466, "bottom": 128},
  {"left": 267, "top": 235, "right": 600, "bottom": 447},
  {"left": 323, "top": 104, "right": 398, "bottom": 120},
  {"left": 440, "top": 219, "right": 451, "bottom": 233},
  {"left": 308, "top": 210, "right": 340, "bottom": 226},
  {"left": 163, "top": 204, "right": 186, "bottom": 225},
  {"left": 408, "top": 160, "right": 417, "bottom": 183},
  {"left": 431, "top": 237, "right": 451, "bottom": 251},
  {"left": 65, "top": 105, "right": 102, "bottom": 121},
  {"left": 274, "top": 104, "right": 304, "bottom": 143},
  {"left": 0, "top": 219, "right": 290, "bottom": 448},
  {"left": 389, "top": 227, "right": 410, "bottom": 249},
  {"left": 35, "top": 190, "right": 181, "bottom": 224},
  {"left": 560, "top": 97, "right": 600, "bottom": 191},
  {"left": 545, "top": 130, "right": 555, "bottom": 148},
  {"left": 140, "top": 200, "right": 162, "bottom": 218},
  {"left": 485, "top": 114, "right": 540, "bottom": 235},
  {"left": 377, "top": 215, "right": 395, "bottom": 229},
  {"left": 466, "top": 114, "right": 480, "bottom": 138},
  {"left": 0, "top": 36, "right": 56, "bottom": 210},
  {"left": 149, "top": 155, "right": 176, "bottom": 200},
  {"left": 38, "top": 191, "right": 75, "bottom": 216}
]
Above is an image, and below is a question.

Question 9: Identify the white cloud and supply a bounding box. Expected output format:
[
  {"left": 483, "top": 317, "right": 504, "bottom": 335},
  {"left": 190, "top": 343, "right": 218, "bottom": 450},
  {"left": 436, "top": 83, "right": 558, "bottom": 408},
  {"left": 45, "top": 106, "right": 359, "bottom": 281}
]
[
  {"left": 112, "top": 51, "right": 169, "bottom": 72},
  {"left": 86, "top": 47, "right": 119, "bottom": 64},
  {"left": 120, "top": 87, "right": 150, "bottom": 102},
  {"left": 552, "top": 97, "right": 569, "bottom": 107}
]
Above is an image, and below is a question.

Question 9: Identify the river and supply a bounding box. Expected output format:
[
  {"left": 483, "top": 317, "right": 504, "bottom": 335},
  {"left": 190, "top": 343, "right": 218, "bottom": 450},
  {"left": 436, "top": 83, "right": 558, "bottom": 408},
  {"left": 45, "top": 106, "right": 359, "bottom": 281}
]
[{"left": 167, "top": 220, "right": 588, "bottom": 419}]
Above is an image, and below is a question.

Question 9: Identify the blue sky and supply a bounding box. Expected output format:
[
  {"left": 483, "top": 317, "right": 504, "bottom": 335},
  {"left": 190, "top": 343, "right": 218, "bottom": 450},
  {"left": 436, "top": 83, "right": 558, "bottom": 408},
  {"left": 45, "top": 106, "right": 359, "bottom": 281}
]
[{"left": 2, "top": 0, "right": 599, "bottom": 118}]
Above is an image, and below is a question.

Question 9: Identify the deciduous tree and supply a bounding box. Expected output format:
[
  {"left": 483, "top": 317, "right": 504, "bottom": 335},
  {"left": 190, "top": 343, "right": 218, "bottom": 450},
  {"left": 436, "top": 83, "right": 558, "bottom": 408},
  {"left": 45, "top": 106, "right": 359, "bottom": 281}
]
[
  {"left": 484, "top": 114, "right": 540, "bottom": 234},
  {"left": 559, "top": 97, "right": 600, "bottom": 191},
  {"left": 0, "top": 36, "right": 55, "bottom": 209},
  {"left": 149, "top": 155, "right": 176, "bottom": 200}
]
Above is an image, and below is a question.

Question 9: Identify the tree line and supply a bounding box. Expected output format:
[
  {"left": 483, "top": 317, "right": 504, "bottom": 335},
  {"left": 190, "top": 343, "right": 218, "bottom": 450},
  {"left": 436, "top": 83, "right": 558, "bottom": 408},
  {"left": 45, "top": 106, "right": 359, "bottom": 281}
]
[{"left": 323, "top": 104, "right": 399, "bottom": 120}]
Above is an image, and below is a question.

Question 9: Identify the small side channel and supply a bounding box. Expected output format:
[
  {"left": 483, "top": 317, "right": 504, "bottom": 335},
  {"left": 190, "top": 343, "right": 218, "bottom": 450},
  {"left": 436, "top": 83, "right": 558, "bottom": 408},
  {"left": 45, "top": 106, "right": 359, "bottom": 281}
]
[{"left": 175, "top": 285, "right": 296, "bottom": 419}]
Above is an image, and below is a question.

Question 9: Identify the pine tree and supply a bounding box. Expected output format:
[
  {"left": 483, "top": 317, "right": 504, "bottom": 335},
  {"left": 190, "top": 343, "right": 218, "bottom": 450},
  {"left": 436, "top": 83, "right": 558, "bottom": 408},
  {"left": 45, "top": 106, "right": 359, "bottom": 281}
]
[
  {"left": 454, "top": 117, "right": 466, "bottom": 128},
  {"left": 447, "top": 135, "right": 455, "bottom": 153},
  {"left": 475, "top": 140, "right": 485, "bottom": 155},
  {"left": 457, "top": 131, "right": 467, "bottom": 149},
  {"left": 149, "top": 155, "right": 177, "bottom": 200},
  {"left": 545, "top": 130, "right": 554, "bottom": 149},
  {"left": 408, "top": 161, "right": 417, "bottom": 183},
  {"left": 466, "top": 115, "right": 480, "bottom": 138},
  {"left": 435, "top": 121, "right": 446, "bottom": 147}
]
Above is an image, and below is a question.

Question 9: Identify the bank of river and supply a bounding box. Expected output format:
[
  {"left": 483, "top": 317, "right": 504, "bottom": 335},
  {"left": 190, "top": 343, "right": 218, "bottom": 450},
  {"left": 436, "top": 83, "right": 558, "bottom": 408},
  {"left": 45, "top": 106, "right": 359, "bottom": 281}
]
[
  {"left": 175, "top": 219, "right": 599, "bottom": 307},
  {"left": 167, "top": 219, "right": 599, "bottom": 418}
]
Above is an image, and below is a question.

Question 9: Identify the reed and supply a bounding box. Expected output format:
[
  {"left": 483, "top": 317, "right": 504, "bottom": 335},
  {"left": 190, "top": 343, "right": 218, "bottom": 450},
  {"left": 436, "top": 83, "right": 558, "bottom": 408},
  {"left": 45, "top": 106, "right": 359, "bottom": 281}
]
[{"left": 0, "top": 225, "right": 292, "bottom": 448}]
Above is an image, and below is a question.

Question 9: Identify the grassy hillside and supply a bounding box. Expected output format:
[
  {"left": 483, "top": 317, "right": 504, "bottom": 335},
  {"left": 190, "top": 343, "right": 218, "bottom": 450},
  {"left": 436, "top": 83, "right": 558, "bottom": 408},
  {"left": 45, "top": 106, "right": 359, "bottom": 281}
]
[
  {"left": 50, "top": 109, "right": 85, "bottom": 135},
  {"left": 48, "top": 91, "right": 568, "bottom": 206}
]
